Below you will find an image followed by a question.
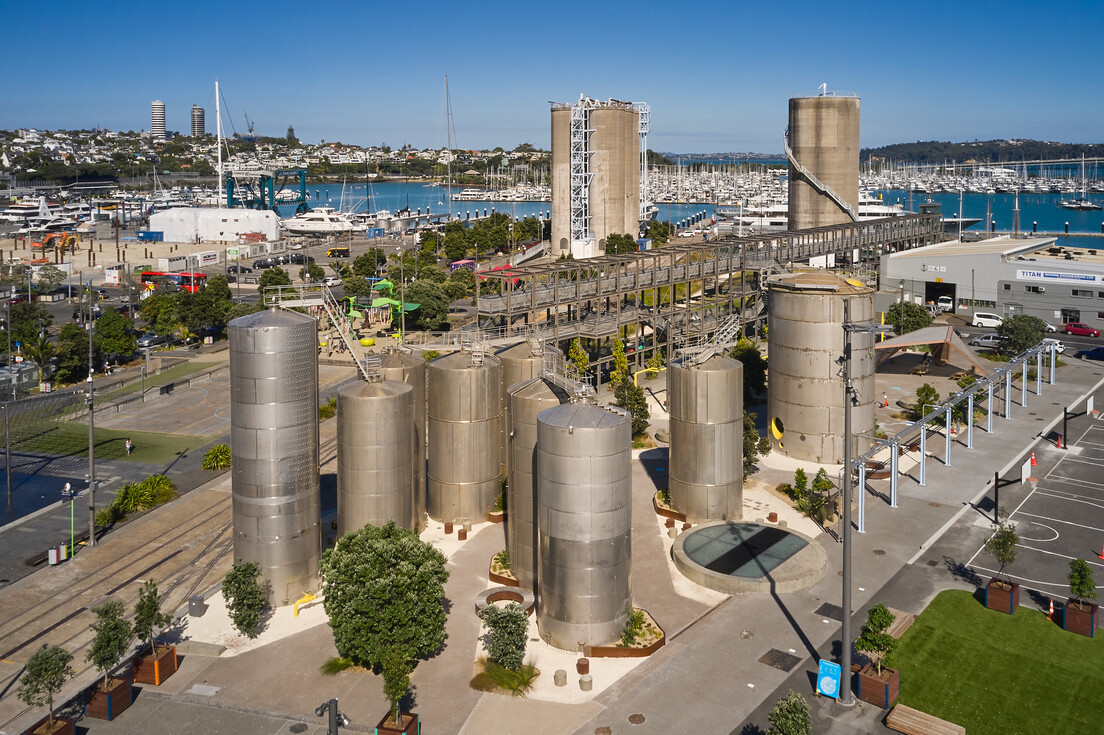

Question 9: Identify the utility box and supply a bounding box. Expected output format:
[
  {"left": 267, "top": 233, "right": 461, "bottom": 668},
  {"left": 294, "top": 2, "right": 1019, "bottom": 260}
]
[
  {"left": 137, "top": 231, "right": 164, "bottom": 243},
  {"left": 188, "top": 595, "right": 208, "bottom": 617}
]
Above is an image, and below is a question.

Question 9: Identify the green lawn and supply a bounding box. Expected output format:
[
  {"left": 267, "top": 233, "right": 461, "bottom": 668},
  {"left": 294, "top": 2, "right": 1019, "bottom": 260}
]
[
  {"left": 16, "top": 421, "right": 219, "bottom": 465},
  {"left": 98, "top": 361, "right": 221, "bottom": 403},
  {"left": 893, "top": 589, "right": 1103, "bottom": 734}
]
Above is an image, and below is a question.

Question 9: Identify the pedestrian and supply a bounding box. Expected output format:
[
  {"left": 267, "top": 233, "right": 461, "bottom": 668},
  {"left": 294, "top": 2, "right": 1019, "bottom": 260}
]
[
  {"left": 62, "top": 482, "right": 71, "bottom": 500},
  {"left": 882, "top": 393, "right": 889, "bottom": 408},
  {"left": 125, "top": 438, "right": 133, "bottom": 456}
]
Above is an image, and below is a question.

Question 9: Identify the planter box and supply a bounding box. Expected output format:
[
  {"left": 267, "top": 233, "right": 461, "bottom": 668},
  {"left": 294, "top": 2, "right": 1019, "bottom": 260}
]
[
  {"left": 487, "top": 509, "right": 504, "bottom": 524},
  {"left": 984, "top": 578, "right": 1019, "bottom": 615},
  {"left": 24, "top": 717, "right": 74, "bottom": 735},
  {"left": 375, "top": 711, "right": 419, "bottom": 735},
  {"left": 133, "top": 644, "right": 177, "bottom": 686},
  {"left": 1063, "top": 599, "right": 1098, "bottom": 638},
  {"left": 652, "top": 493, "right": 686, "bottom": 523},
  {"left": 85, "top": 673, "right": 133, "bottom": 720},
  {"left": 856, "top": 664, "right": 899, "bottom": 709}
]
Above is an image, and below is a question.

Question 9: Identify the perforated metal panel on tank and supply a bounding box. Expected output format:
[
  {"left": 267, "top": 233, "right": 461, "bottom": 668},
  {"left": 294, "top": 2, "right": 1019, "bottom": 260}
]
[
  {"left": 668, "top": 354, "right": 744, "bottom": 522},
  {"left": 337, "top": 379, "right": 414, "bottom": 535},
  {"left": 379, "top": 350, "right": 427, "bottom": 532},
  {"left": 229, "top": 307, "right": 321, "bottom": 605},
  {"left": 536, "top": 402, "right": 632, "bottom": 650},
  {"left": 426, "top": 351, "right": 502, "bottom": 523}
]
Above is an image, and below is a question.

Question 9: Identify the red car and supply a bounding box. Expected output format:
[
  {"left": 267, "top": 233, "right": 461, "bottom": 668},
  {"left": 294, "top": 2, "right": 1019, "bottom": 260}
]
[{"left": 1064, "top": 322, "right": 1100, "bottom": 337}]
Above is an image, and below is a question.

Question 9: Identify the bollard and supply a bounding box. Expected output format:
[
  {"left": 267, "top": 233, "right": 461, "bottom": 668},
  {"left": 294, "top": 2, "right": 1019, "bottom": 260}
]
[
  {"left": 579, "top": 674, "right": 593, "bottom": 691},
  {"left": 463, "top": 520, "right": 472, "bottom": 533},
  {"left": 576, "top": 658, "right": 590, "bottom": 675},
  {"left": 554, "top": 669, "right": 567, "bottom": 687},
  {"left": 457, "top": 528, "right": 467, "bottom": 541},
  {"left": 444, "top": 521, "right": 453, "bottom": 535},
  {"left": 1065, "top": 221, "right": 1070, "bottom": 234}
]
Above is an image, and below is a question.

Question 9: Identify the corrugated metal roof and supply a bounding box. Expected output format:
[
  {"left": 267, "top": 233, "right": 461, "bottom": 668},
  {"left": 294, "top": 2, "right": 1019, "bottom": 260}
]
[{"left": 891, "top": 237, "right": 1054, "bottom": 259}]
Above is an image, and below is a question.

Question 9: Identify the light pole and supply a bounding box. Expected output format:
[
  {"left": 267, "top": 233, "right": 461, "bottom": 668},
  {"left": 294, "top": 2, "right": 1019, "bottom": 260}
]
[
  {"left": 315, "top": 699, "right": 350, "bottom": 735},
  {"left": 897, "top": 279, "right": 905, "bottom": 335},
  {"left": 86, "top": 281, "right": 96, "bottom": 547},
  {"left": 839, "top": 299, "right": 892, "bottom": 705}
]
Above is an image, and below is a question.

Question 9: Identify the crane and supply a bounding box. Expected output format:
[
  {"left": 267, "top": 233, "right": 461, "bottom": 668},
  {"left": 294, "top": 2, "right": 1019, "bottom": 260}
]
[{"left": 243, "top": 110, "right": 255, "bottom": 141}]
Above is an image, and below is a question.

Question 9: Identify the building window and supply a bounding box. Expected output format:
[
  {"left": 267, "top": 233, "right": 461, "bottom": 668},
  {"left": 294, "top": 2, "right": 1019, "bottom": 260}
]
[
  {"left": 1073, "top": 289, "right": 1093, "bottom": 298},
  {"left": 1062, "top": 308, "right": 1080, "bottom": 323},
  {"left": 1003, "top": 283, "right": 1011, "bottom": 291},
  {"left": 1025, "top": 286, "right": 1044, "bottom": 294}
]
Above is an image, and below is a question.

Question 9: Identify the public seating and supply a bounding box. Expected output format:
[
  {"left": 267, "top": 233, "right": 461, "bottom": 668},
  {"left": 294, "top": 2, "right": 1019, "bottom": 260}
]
[{"left": 886, "top": 704, "right": 965, "bottom": 735}]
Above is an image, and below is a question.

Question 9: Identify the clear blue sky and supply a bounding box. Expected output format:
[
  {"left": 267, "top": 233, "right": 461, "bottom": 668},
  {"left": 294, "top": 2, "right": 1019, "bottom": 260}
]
[{"left": 3, "top": 0, "right": 1102, "bottom": 153}]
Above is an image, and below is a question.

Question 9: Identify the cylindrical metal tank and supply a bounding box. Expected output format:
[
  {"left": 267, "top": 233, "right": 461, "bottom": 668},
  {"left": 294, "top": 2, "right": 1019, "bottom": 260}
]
[
  {"left": 229, "top": 307, "right": 321, "bottom": 605},
  {"left": 536, "top": 402, "right": 632, "bottom": 650},
  {"left": 336, "top": 379, "right": 414, "bottom": 536},
  {"left": 668, "top": 353, "right": 744, "bottom": 522},
  {"left": 787, "top": 95, "right": 860, "bottom": 232},
  {"left": 427, "top": 350, "right": 502, "bottom": 523},
  {"left": 379, "top": 350, "right": 427, "bottom": 532},
  {"left": 507, "top": 377, "right": 568, "bottom": 589},
  {"left": 497, "top": 341, "right": 544, "bottom": 475},
  {"left": 767, "top": 272, "right": 875, "bottom": 464}
]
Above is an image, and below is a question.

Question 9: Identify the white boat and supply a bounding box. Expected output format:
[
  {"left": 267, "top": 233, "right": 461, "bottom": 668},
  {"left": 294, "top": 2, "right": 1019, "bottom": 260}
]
[
  {"left": 0, "top": 196, "right": 60, "bottom": 225},
  {"left": 451, "top": 188, "right": 486, "bottom": 201},
  {"left": 280, "top": 207, "right": 355, "bottom": 235},
  {"left": 718, "top": 191, "right": 909, "bottom": 234}
]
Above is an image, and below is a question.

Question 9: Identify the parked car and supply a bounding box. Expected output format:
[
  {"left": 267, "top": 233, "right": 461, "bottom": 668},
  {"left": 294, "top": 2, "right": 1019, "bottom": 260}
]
[
  {"left": 1041, "top": 337, "right": 1066, "bottom": 354},
  {"left": 136, "top": 332, "right": 168, "bottom": 348},
  {"left": 1064, "top": 322, "right": 1100, "bottom": 337},
  {"left": 1044, "top": 322, "right": 1058, "bottom": 333},
  {"left": 227, "top": 265, "right": 253, "bottom": 274},
  {"left": 253, "top": 258, "right": 275, "bottom": 269},
  {"left": 322, "top": 276, "right": 342, "bottom": 287},
  {"left": 969, "top": 333, "right": 1004, "bottom": 350},
  {"left": 1075, "top": 346, "right": 1104, "bottom": 361},
  {"left": 972, "top": 312, "right": 1003, "bottom": 328}
]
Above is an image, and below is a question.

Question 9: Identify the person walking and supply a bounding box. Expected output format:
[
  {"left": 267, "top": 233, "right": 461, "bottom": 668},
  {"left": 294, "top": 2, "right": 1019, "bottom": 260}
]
[
  {"left": 125, "top": 438, "right": 133, "bottom": 456},
  {"left": 62, "top": 482, "right": 72, "bottom": 500}
]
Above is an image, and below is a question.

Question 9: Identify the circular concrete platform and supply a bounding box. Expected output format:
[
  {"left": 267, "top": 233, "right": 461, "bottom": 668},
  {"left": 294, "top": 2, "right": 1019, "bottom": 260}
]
[{"left": 672, "top": 521, "right": 828, "bottom": 595}]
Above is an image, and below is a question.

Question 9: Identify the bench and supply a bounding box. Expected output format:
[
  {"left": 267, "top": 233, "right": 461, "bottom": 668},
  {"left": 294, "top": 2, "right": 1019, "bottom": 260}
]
[
  {"left": 885, "top": 607, "right": 915, "bottom": 639},
  {"left": 886, "top": 704, "right": 965, "bottom": 735},
  {"left": 159, "top": 383, "right": 174, "bottom": 396}
]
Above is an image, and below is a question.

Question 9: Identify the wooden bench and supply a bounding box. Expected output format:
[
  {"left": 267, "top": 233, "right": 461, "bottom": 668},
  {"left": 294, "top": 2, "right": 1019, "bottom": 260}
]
[
  {"left": 887, "top": 704, "right": 965, "bottom": 735},
  {"left": 886, "top": 607, "right": 915, "bottom": 639}
]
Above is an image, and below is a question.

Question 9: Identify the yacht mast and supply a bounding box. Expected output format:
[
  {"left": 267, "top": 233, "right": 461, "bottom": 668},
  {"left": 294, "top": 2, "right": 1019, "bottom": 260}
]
[
  {"left": 446, "top": 75, "right": 453, "bottom": 219},
  {"left": 215, "top": 80, "right": 223, "bottom": 206}
]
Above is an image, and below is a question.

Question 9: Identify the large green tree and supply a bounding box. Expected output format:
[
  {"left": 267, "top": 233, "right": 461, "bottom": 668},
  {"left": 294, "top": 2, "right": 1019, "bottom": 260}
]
[
  {"left": 605, "top": 233, "right": 639, "bottom": 255},
  {"left": 94, "top": 309, "right": 137, "bottom": 362},
  {"left": 9, "top": 300, "right": 52, "bottom": 348},
  {"left": 886, "top": 301, "right": 932, "bottom": 335},
  {"left": 997, "top": 314, "right": 1046, "bottom": 355},
  {"left": 257, "top": 266, "right": 292, "bottom": 297},
  {"left": 320, "top": 521, "right": 449, "bottom": 672},
  {"left": 55, "top": 322, "right": 101, "bottom": 384},
  {"left": 352, "top": 249, "right": 387, "bottom": 278},
  {"left": 404, "top": 280, "right": 448, "bottom": 331},
  {"left": 743, "top": 411, "right": 771, "bottom": 478},
  {"left": 18, "top": 645, "right": 73, "bottom": 730},
  {"left": 613, "top": 380, "right": 650, "bottom": 438},
  {"left": 729, "top": 339, "right": 767, "bottom": 403}
]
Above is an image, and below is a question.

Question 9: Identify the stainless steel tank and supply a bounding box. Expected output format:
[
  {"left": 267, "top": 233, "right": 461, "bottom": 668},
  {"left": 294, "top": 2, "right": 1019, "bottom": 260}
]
[
  {"left": 506, "top": 377, "right": 567, "bottom": 589},
  {"left": 536, "top": 402, "right": 632, "bottom": 650},
  {"left": 668, "top": 353, "right": 744, "bottom": 522},
  {"left": 767, "top": 272, "right": 876, "bottom": 464},
  {"left": 426, "top": 350, "right": 502, "bottom": 523},
  {"left": 336, "top": 379, "right": 414, "bottom": 535},
  {"left": 496, "top": 341, "right": 544, "bottom": 474},
  {"left": 229, "top": 307, "right": 321, "bottom": 605},
  {"left": 379, "top": 350, "right": 427, "bottom": 532}
]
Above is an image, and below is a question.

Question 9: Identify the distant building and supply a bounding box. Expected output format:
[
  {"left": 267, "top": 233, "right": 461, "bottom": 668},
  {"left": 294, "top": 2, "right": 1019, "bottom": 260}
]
[
  {"left": 149, "top": 207, "right": 279, "bottom": 244},
  {"left": 550, "top": 95, "right": 647, "bottom": 259},
  {"left": 191, "top": 105, "right": 205, "bottom": 137},
  {"left": 151, "top": 100, "right": 166, "bottom": 140}
]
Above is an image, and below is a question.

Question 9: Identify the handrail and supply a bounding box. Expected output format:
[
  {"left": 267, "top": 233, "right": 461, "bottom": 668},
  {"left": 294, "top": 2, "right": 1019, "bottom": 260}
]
[{"left": 783, "top": 132, "right": 859, "bottom": 222}]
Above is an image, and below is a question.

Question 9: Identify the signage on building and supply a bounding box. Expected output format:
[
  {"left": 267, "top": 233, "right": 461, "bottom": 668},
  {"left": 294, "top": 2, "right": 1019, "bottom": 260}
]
[
  {"left": 1017, "top": 268, "right": 1100, "bottom": 285},
  {"left": 920, "top": 264, "right": 947, "bottom": 273}
]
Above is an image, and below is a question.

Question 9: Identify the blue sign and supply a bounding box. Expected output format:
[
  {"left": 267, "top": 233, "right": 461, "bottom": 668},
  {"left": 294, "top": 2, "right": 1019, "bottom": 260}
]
[{"left": 817, "top": 659, "right": 843, "bottom": 699}]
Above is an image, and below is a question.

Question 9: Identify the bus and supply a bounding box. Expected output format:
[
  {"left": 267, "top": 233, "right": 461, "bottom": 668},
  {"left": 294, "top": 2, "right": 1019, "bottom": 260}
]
[
  {"left": 140, "top": 271, "right": 208, "bottom": 294},
  {"left": 448, "top": 259, "right": 475, "bottom": 273}
]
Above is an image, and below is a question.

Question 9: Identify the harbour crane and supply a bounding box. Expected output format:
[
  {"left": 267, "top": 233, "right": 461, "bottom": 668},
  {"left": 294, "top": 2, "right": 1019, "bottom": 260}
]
[{"left": 243, "top": 110, "right": 256, "bottom": 141}]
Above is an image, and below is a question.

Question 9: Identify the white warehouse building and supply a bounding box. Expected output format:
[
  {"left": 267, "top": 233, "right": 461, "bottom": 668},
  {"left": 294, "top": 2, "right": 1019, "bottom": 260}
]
[{"left": 148, "top": 208, "right": 280, "bottom": 244}]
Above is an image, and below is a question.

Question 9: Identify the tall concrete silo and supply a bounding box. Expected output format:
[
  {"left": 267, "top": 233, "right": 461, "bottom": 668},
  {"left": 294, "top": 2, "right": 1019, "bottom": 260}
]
[
  {"left": 497, "top": 341, "right": 544, "bottom": 474},
  {"left": 506, "top": 376, "right": 569, "bottom": 589},
  {"left": 379, "top": 349, "right": 427, "bottom": 532},
  {"left": 229, "top": 307, "right": 320, "bottom": 605},
  {"left": 427, "top": 350, "right": 502, "bottom": 523},
  {"left": 336, "top": 378, "right": 414, "bottom": 536},
  {"left": 787, "top": 94, "right": 860, "bottom": 231},
  {"left": 668, "top": 353, "right": 744, "bottom": 522},
  {"left": 536, "top": 402, "right": 632, "bottom": 650},
  {"left": 767, "top": 272, "right": 875, "bottom": 464}
]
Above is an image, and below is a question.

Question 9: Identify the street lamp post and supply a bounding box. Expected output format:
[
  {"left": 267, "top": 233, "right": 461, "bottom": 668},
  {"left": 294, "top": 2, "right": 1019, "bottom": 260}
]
[{"left": 86, "top": 282, "right": 96, "bottom": 547}]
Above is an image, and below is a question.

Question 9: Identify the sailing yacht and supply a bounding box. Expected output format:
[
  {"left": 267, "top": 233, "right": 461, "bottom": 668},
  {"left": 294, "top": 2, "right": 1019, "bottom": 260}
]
[{"left": 1060, "top": 156, "right": 1102, "bottom": 210}]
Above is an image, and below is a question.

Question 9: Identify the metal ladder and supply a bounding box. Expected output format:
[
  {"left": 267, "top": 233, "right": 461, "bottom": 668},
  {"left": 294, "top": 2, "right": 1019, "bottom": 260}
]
[
  {"left": 783, "top": 130, "right": 859, "bottom": 223},
  {"left": 265, "top": 283, "right": 374, "bottom": 382}
]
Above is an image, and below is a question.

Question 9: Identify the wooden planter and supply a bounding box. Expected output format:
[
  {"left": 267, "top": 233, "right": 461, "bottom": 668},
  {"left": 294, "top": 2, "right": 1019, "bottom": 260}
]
[
  {"left": 487, "top": 509, "right": 504, "bottom": 524},
  {"left": 1063, "top": 599, "right": 1098, "bottom": 638},
  {"left": 375, "top": 711, "right": 419, "bottom": 735},
  {"left": 652, "top": 492, "right": 686, "bottom": 523},
  {"left": 856, "top": 664, "right": 899, "bottom": 709},
  {"left": 85, "top": 673, "right": 133, "bottom": 720},
  {"left": 133, "top": 644, "right": 178, "bottom": 686},
  {"left": 24, "top": 716, "right": 74, "bottom": 735},
  {"left": 984, "top": 578, "right": 1019, "bottom": 614}
]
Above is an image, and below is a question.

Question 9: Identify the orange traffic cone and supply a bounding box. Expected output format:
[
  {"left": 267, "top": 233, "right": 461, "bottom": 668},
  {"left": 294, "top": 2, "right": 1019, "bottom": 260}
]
[
  {"left": 1048, "top": 599, "right": 1055, "bottom": 620},
  {"left": 1031, "top": 451, "right": 1037, "bottom": 466},
  {"left": 1057, "top": 434, "right": 1063, "bottom": 449},
  {"left": 1099, "top": 544, "right": 1104, "bottom": 561}
]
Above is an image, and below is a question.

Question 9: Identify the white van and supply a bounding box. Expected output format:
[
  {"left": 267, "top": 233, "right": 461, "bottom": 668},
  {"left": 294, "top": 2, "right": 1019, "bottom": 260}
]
[
  {"left": 936, "top": 295, "right": 954, "bottom": 312},
  {"left": 972, "top": 312, "right": 1003, "bottom": 328}
]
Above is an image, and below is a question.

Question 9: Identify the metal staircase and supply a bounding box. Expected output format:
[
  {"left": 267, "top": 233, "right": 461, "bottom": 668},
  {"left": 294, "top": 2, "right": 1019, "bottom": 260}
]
[
  {"left": 263, "top": 283, "right": 374, "bottom": 381},
  {"left": 680, "top": 314, "right": 745, "bottom": 366},
  {"left": 783, "top": 129, "right": 859, "bottom": 223}
]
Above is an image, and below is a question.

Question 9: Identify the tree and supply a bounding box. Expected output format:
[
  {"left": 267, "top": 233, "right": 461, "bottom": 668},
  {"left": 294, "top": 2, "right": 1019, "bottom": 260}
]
[
  {"left": 613, "top": 380, "right": 650, "bottom": 438},
  {"left": 404, "top": 280, "right": 449, "bottom": 331},
  {"left": 319, "top": 521, "right": 449, "bottom": 673},
  {"left": 478, "top": 601, "right": 528, "bottom": 671},
  {"left": 54, "top": 322, "right": 101, "bottom": 384},
  {"left": 983, "top": 507, "right": 1019, "bottom": 584},
  {"left": 605, "top": 233, "right": 638, "bottom": 255},
  {"left": 610, "top": 338, "right": 629, "bottom": 387},
  {"left": 286, "top": 125, "right": 298, "bottom": 145},
  {"left": 352, "top": 249, "right": 387, "bottom": 278},
  {"left": 22, "top": 334, "right": 54, "bottom": 385},
  {"left": 854, "top": 603, "right": 897, "bottom": 675},
  {"left": 729, "top": 339, "right": 767, "bottom": 402},
  {"left": 226, "top": 301, "right": 263, "bottom": 321},
  {"left": 221, "top": 560, "right": 268, "bottom": 638},
  {"left": 35, "top": 264, "right": 65, "bottom": 292},
  {"left": 94, "top": 308, "right": 137, "bottom": 363},
  {"left": 258, "top": 266, "right": 291, "bottom": 297},
  {"left": 568, "top": 338, "right": 589, "bottom": 378},
  {"left": 767, "top": 689, "right": 812, "bottom": 735},
  {"left": 380, "top": 646, "right": 412, "bottom": 726},
  {"left": 85, "top": 599, "right": 134, "bottom": 688},
  {"left": 299, "top": 262, "right": 325, "bottom": 282},
  {"left": 885, "top": 301, "right": 932, "bottom": 336},
  {"left": 1068, "top": 558, "right": 1097, "bottom": 603},
  {"left": 133, "top": 579, "right": 172, "bottom": 652},
  {"left": 9, "top": 300, "right": 52, "bottom": 347},
  {"left": 743, "top": 411, "right": 770, "bottom": 478},
  {"left": 202, "top": 443, "right": 232, "bottom": 470},
  {"left": 912, "top": 382, "right": 940, "bottom": 420},
  {"left": 998, "top": 314, "right": 1046, "bottom": 355},
  {"left": 341, "top": 276, "right": 375, "bottom": 300},
  {"left": 18, "top": 645, "right": 73, "bottom": 730},
  {"left": 138, "top": 293, "right": 175, "bottom": 331}
]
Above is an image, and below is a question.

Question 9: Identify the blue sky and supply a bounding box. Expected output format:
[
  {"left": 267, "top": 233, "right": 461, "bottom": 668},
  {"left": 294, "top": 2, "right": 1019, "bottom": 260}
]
[{"left": 3, "top": 0, "right": 1102, "bottom": 153}]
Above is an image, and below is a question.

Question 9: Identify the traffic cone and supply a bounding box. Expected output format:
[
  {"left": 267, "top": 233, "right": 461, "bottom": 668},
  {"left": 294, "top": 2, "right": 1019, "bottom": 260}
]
[
  {"left": 1031, "top": 451, "right": 1037, "bottom": 466},
  {"left": 1099, "top": 544, "right": 1104, "bottom": 561},
  {"left": 1057, "top": 434, "right": 1063, "bottom": 449},
  {"left": 1048, "top": 599, "right": 1054, "bottom": 620}
]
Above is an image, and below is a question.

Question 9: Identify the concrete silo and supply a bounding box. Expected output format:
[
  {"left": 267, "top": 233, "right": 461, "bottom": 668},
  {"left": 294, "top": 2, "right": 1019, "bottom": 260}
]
[
  {"left": 536, "top": 402, "right": 632, "bottom": 650},
  {"left": 426, "top": 350, "right": 502, "bottom": 523},
  {"left": 667, "top": 353, "right": 744, "bottom": 522},
  {"left": 786, "top": 94, "right": 860, "bottom": 232},
  {"left": 767, "top": 272, "right": 876, "bottom": 464},
  {"left": 496, "top": 341, "right": 544, "bottom": 474},
  {"left": 336, "top": 378, "right": 414, "bottom": 536},
  {"left": 379, "top": 349, "right": 427, "bottom": 532},
  {"left": 229, "top": 307, "right": 321, "bottom": 605},
  {"left": 506, "top": 376, "right": 569, "bottom": 589}
]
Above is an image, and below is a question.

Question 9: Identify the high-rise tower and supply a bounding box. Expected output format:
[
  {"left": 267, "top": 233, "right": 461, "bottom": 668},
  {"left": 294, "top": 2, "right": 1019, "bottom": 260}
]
[
  {"left": 151, "top": 100, "right": 166, "bottom": 140},
  {"left": 191, "top": 105, "right": 205, "bottom": 137}
]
